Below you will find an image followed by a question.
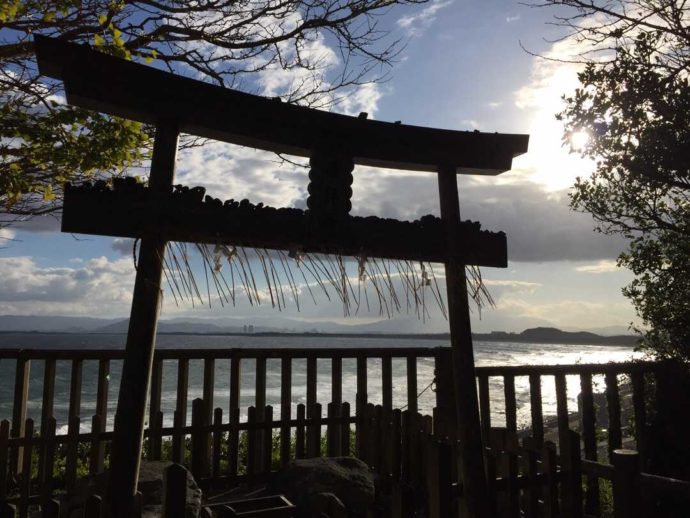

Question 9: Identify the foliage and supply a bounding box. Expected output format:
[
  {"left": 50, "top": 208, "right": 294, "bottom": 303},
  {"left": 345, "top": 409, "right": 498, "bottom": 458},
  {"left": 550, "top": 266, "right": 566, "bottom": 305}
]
[
  {"left": 0, "top": 0, "right": 425, "bottom": 226},
  {"left": 538, "top": 1, "right": 690, "bottom": 359}
]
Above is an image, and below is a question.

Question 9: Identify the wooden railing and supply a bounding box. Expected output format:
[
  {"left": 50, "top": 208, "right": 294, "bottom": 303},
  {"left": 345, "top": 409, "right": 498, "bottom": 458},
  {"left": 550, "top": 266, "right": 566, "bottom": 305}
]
[{"left": 0, "top": 346, "right": 675, "bottom": 516}]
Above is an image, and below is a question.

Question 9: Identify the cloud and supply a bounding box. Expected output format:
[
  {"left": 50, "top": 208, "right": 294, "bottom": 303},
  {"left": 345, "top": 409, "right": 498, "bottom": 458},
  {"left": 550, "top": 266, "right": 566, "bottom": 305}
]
[
  {"left": 575, "top": 260, "right": 619, "bottom": 274},
  {"left": 397, "top": 0, "right": 453, "bottom": 36},
  {"left": 0, "top": 256, "right": 135, "bottom": 315},
  {"left": 349, "top": 169, "right": 627, "bottom": 262},
  {"left": 0, "top": 227, "right": 16, "bottom": 243},
  {"left": 112, "top": 238, "right": 134, "bottom": 256},
  {"left": 488, "top": 101, "right": 503, "bottom": 109},
  {"left": 506, "top": 15, "right": 520, "bottom": 23}
]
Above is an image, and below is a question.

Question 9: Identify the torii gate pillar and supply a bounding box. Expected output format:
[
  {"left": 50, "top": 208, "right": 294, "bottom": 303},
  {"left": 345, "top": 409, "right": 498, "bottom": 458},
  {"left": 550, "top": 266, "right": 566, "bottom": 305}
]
[
  {"left": 107, "top": 122, "right": 179, "bottom": 518},
  {"left": 438, "top": 165, "right": 489, "bottom": 518}
]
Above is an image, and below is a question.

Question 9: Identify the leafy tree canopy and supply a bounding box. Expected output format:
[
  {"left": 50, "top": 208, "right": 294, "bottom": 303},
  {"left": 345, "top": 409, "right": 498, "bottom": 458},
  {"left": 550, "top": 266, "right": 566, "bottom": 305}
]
[
  {"left": 537, "top": 1, "right": 690, "bottom": 359},
  {"left": 0, "top": 0, "right": 424, "bottom": 226}
]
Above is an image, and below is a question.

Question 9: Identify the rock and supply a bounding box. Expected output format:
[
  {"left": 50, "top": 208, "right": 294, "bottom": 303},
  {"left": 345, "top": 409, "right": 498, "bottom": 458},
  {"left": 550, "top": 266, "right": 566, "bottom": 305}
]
[
  {"left": 308, "top": 492, "right": 347, "bottom": 518},
  {"left": 65, "top": 461, "right": 202, "bottom": 518},
  {"left": 271, "top": 457, "right": 375, "bottom": 516}
]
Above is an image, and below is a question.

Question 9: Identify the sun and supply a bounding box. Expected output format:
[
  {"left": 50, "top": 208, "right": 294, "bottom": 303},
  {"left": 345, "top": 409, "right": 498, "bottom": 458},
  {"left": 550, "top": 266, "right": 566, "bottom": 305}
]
[{"left": 570, "top": 130, "right": 590, "bottom": 151}]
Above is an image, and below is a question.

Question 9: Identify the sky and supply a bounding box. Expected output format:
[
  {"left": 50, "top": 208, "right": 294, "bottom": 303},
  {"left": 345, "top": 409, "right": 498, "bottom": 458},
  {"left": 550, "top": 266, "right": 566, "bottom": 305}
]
[{"left": 0, "top": 1, "right": 639, "bottom": 334}]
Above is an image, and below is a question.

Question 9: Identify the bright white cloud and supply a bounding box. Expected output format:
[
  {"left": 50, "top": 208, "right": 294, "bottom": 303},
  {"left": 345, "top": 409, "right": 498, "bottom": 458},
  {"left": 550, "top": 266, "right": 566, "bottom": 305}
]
[
  {"left": 0, "top": 227, "right": 16, "bottom": 243},
  {"left": 0, "top": 256, "right": 135, "bottom": 315},
  {"left": 509, "top": 36, "right": 598, "bottom": 191},
  {"left": 574, "top": 260, "right": 619, "bottom": 274},
  {"left": 397, "top": 0, "right": 453, "bottom": 36},
  {"left": 506, "top": 15, "right": 520, "bottom": 23}
]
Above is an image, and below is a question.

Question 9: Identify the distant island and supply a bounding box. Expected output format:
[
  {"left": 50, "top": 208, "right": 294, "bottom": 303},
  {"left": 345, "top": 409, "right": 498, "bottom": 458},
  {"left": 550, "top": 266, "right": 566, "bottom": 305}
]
[
  {"left": 0, "top": 315, "right": 639, "bottom": 346},
  {"left": 472, "top": 327, "right": 639, "bottom": 346}
]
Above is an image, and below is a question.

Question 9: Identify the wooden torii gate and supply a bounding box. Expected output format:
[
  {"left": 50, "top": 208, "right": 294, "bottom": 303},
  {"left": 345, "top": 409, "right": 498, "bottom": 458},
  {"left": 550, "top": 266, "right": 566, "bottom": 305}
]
[{"left": 35, "top": 35, "right": 528, "bottom": 518}]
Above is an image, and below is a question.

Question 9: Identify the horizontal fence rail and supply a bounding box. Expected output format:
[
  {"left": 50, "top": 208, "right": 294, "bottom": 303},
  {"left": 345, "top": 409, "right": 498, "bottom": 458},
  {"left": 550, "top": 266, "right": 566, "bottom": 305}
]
[{"left": 0, "top": 346, "right": 675, "bottom": 517}]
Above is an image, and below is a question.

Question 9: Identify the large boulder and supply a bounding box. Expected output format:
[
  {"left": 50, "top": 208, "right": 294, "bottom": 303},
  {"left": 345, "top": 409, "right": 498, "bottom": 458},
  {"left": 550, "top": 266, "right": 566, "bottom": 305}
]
[
  {"left": 63, "top": 461, "right": 202, "bottom": 518},
  {"left": 136, "top": 461, "right": 203, "bottom": 518},
  {"left": 271, "top": 457, "right": 375, "bottom": 516}
]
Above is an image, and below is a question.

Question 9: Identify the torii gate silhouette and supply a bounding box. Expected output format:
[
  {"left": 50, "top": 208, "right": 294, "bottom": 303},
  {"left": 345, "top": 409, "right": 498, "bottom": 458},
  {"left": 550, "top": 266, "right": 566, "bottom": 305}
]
[{"left": 35, "top": 35, "right": 528, "bottom": 518}]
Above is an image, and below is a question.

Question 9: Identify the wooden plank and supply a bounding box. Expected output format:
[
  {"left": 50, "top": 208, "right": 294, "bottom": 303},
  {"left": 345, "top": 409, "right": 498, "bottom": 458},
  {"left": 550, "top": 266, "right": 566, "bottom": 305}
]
[
  {"left": 401, "top": 411, "right": 410, "bottom": 481},
  {"left": 295, "top": 404, "right": 306, "bottom": 460},
  {"left": 263, "top": 406, "right": 273, "bottom": 474},
  {"left": 11, "top": 355, "right": 30, "bottom": 476},
  {"left": 506, "top": 450, "right": 519, "bottom": 518},
  {"left": 605, "top": 372, "right": 622, "bottom": 463},
  {"left": 542, "top": 442, "right": 559, "bottom": 518},
  {"left": 39, "top": 417, "right": 56, "bottom": 503},
  {"left": 89, "top": 414, "right": 105, "bottom": 475},
  {"left": 212, "top": 408, "right": 223, "bottom": 479},
  {"left": 38, "top": 358, "right": 56, "bottom": 486},
  {"left": 149, "top": 358, "right": 164, "bottom": 460},
  {"left": 306, "top": 357, "right": 317, "bottom": 419},
  {"left": 255, "top": 358, "right": 267, "bottom": 412},
  {"left": 203, "top": 359, "right": 215, "bottom": 423},
  {"left": 107, "top": 121, "right": 179, "bottom": 518},
  {"left": 341, "top": 403, "right": 352, "bottom": 457},
  {"left": 68, "top": 359, "right": 83, "bottom": 420},
  {"left": 171, "top": 410, "right": 184, "bottom": 464},
  {"left": 0, "top": 420, "right": 11, "bottom": 501},
  {"left": 19, "top": 418, "right": 33, "bottom": 518},
  {"left": 612, "top": 450, "right": 640, "bottom": 518},
  {"left": 554, "top": 373, "right": 570, "bottom": 455},
  {"left": 382, "top": 356, "right": 393, "bottom": 411},
  {"left": 406, "top": 356, "right": 418, "bottom": 415},
  {"left": 176, "top": 358, "right": 190, "bottom": 427},
  {"left": 631, "top": 372, "right": 647, "bottom": 463},
  {"left": 327, "top": 402, "right": 338, "bottom": 457},
  {"left": 229, "top": 357, "right": 241, "bottom": 419},
  {"left": 227, "top": 408, "right": 240, "bottom": 480},
  {"left": 437, "top": 165, "right": 489, "bottom": 518},
  {"left": 65, "top": 415, "right": 80, "bottom": 492},
  {"left": 247, "top": 406, "right": 257, "bottom": 475},
  {"left": 504, "top": 374, "right": 517, "bottom": 435},
  {"left": 35, "top": 35, "right": 528, "bottom": 175},
  {"left": 391, "top": 409, "right": 402, "bottom": 482},
  {"left": 96, "top": 359, "right": 110, "bottom": 424},
  {"left": 306, "top": 403, "right": 322, "bottom": 458},
  {"left": 40, "top": 359, "right": 56, "bottom": 437},
  {"left": 331, "top": 357, "right": 343, "bottom": 406},
  {"left": 564, "top": 430, "right": 583, "bottom": 518},
  {"left": 580, "top": 372, "right": 599, "bottom": 516},
  {"left": 356, "top": 356, "right": 367, "bottom": 457},
  {"left": 528, "top": 374, "right": 543, "bottom": 447},
  {"left": 433, "top": 347, "right": 455, "bottom": 440},
  {"left": 280, "top": 358, "right": 292, "bottom": 466},
  {"left": 478, "top": 374, "right": 491, "bottom": 441},
  {"left": 203, "top": 358, "right": 215, "bottom": 465},
  {"left": 521, "top": 438, "right": 539, "bottom": 518},
  {"left": 191, "top": 398, "right": 208, "bottom": 480}
]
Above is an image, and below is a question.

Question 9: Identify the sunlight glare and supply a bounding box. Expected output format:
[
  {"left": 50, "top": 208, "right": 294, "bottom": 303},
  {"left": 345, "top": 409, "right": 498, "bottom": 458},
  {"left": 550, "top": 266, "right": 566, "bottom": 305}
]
[{"left": 570, "top": 130, "right": 590, "bottom": 152}]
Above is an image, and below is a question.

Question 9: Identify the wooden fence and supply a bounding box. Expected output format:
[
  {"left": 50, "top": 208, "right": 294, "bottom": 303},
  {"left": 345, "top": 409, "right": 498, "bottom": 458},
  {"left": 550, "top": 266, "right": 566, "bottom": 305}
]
[{"left": 0, "top": 346, "right": 686, "bottom": 517}]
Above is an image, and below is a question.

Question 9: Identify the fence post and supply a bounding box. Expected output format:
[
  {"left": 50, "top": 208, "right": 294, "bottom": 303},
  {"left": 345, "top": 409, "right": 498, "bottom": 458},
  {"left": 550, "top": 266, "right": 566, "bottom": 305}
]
[
  {"left": 433, "top": 348, "right": 454, "bottom": 440},
  {"left": 612, "top": 449, "right": 640, "bottom": 518},
  {"left": 563, "top": 430, "right": 583, "bottom": 518},
  {"left": 191, "top": 398, "right": 209, "bottom": 480},
  {"left": 11, "top": 354, "right": 30, "bottom": 476},
  {"left": 163, "top": 463, "right": 188, "bottom": 518}
]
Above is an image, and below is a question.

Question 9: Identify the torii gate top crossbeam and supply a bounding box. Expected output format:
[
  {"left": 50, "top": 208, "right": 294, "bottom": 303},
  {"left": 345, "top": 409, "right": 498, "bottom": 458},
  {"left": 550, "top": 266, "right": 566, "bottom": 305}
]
[{"left": 34, "top": 36, "right": 528, "bottom": 175}]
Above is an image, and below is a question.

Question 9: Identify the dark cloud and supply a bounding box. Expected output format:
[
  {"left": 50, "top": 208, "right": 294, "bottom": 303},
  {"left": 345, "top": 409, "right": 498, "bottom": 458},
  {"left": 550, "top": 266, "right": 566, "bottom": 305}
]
[{"left": 351, "top": 171, "right": 627, "bottom": 262}]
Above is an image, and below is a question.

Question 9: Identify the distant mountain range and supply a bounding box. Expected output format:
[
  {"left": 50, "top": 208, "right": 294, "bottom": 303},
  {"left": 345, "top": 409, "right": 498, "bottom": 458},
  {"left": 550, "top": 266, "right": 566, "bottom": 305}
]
[{"left": 0, "top": 316, "right": 639, "bottom": 346}]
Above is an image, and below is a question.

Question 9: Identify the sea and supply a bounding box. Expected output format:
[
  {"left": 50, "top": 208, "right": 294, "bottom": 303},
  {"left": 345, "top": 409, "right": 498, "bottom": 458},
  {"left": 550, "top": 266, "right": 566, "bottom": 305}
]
[{"left": 0, "top": 334, "right": 640, "bottom": 434}]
